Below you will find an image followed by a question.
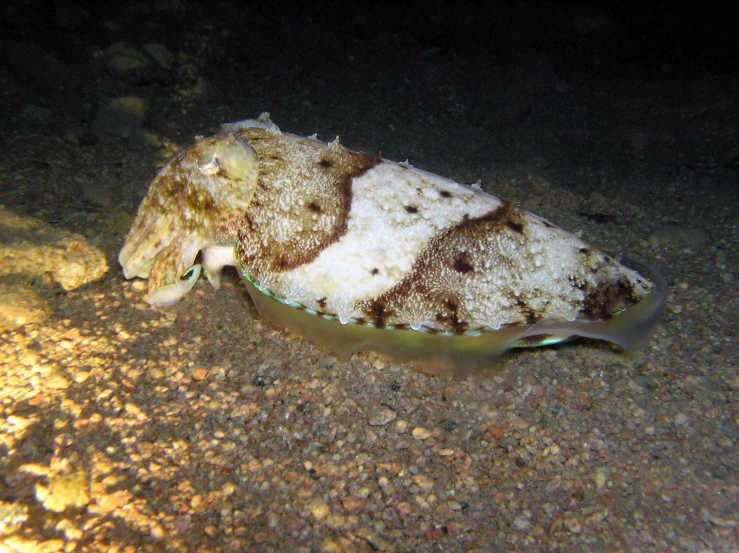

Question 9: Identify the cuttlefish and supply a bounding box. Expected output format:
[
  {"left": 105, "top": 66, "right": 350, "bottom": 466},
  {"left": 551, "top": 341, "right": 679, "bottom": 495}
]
[{"left": 119, "top": 114, "right": 666, "bottom": 373}]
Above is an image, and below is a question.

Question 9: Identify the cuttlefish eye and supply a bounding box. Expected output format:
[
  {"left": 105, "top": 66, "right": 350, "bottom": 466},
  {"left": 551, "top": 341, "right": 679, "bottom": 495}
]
[
  {"left": 197, "top": 136, "right": 258, "bottom": 183},
  {"left": 197, "top": 152, "right": 221, "bottom": 176}
]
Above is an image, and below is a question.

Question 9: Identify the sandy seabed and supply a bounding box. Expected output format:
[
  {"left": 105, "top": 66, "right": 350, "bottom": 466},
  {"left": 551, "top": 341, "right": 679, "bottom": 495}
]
[{"left": 1, "top": 2, "right": 738, "bottom": 551}]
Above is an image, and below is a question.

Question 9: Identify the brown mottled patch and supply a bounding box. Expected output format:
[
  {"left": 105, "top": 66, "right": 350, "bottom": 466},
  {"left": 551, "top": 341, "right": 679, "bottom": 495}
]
[
  {"left": 128, "top": 136, "right": 260, "bottom": 252},
  {"left": 451, "top": 252, "right": 474, "bottom": 274},
  {"left": 316, "top": 297, "right": 327, "bottom": 310},
  {"left": 449, "top": 202, "right": 523, "bottom": 233},
  {"left": 505, "top": 219, "right": 524, "bottom": 233},
  {"left": 214, "top": 212, "right": 247, "bottom": 236},
  {"left": 236, "top": 129, "right": 381, "bottom": 277},
  {"left": 405, "top": 205, "right": 419, "bottom": 214},
  {"left": 514, "top": 297, "right": 540, "bottom": 324},
  {"left": 581, "top": 276, "right": 637, "bottom": 321},
  {"left": 439, "top": 190, "right": 452, "bottom": 198},
  {"left": 355, "top": 202, "right": 533, "bottom": 333},
  {"left": 371, "top": 268, "right": 380, "bottom": 275},
  {"left": 365, "top": 300, "right": 390, "bottom": 328},
  {"left": 434, "top": 298, "right": 469, "bottom": 333},
  {"left": 568, "top": 275, "right": 587, "bottom": 290}
]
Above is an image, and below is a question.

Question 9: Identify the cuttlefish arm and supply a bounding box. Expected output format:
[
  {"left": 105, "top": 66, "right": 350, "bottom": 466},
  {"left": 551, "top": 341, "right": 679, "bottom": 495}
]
[
  {"left": 144, "top": 236, "right": 203, "bottom": 306},
  {"left": 119, "top": 133, "right": 259, "bottom": 305},
  {"left": 143, "top": 242, "right": 237, "bottom": 307}
]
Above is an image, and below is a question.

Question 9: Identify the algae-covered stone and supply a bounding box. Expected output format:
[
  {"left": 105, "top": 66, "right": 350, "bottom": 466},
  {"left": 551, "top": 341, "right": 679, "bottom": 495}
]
[{"left": 0, "top": 208, "right": 108, "bottom": 330}]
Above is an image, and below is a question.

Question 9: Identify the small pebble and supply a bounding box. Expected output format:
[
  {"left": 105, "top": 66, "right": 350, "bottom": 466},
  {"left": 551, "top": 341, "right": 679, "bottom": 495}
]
[
  {"left": 191, "top": 368, "right": 209, "bottom": 381},
  {"left": 593, "top": 468, "right": 607, "bottom": 490},
  {"left": 308, "top": 499, "right": 330, "bottom": 520},
  {"left": 396, "top": 502, "right": 413, "bottom": 517},
  {"left": 150, "top": 524, "right": 166, "bottom": 540},
  {"left": 514, "top": 516, "right": 531, "bottom": 530},
  {"left": 448, "top": 500, "right": 463, "bottom": 511},
  {"left": 132, "top": 280, "right": 147, "bottom": 292},
  {"left": 413, "top": 474, "right": 434, "bottom": 492},
  {"left": 368, "top": 404, "right": 396, "bottom": 426},
  {"left": 412, "top": 427, "right": 433, "bottom": 440},
  {"left": 222, "top": 482, "right": 235, "bottom": 495},
  {"left": 321, "top": 538, "right": 342, "bottom": 552},
  {"left": 72, "top": 371, "right": 90, "bottom": 383},
  {"left": 46, "top": 375, "right": 71, "bottom": 390},
  {"left": 564, "top": 516, "right": 582, "bottom": 534},
  {"left": 35, "top": 470, "right": 90, "bottom": 512}
]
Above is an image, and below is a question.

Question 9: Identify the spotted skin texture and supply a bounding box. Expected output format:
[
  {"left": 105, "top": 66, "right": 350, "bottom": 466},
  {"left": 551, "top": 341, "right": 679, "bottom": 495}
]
[
  {"left": 229, "top": 129, "right": 652, "bottom": 334},
  {"left": 235, "top": 130, "right": 380, "bottom": 275},
  {"left": 359, "top": 206, "right": 646, "bottom": 332},
  {"left": 120, "top": 114, "right": 665, "bottom": 364}
]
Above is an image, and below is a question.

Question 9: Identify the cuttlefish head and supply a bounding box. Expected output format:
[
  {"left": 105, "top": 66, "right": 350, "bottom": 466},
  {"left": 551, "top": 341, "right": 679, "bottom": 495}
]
[{"left": 119, "top": 133, "right": 259, "bottom": 305}]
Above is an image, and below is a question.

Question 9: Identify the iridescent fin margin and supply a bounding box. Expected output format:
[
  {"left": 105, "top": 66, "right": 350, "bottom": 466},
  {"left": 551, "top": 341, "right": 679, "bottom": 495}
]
[{"left": 238, "top": 255, "right": 666, "bottom": 375}]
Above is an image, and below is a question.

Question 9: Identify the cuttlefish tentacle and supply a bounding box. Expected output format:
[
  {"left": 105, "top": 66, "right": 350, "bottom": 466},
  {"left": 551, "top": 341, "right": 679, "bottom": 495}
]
[
  {"left": 147, "top": 264, "right": 202, "bottom": 307},
  {"left": 145, "top": 234, "right": 203, "bottom": 305}
]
